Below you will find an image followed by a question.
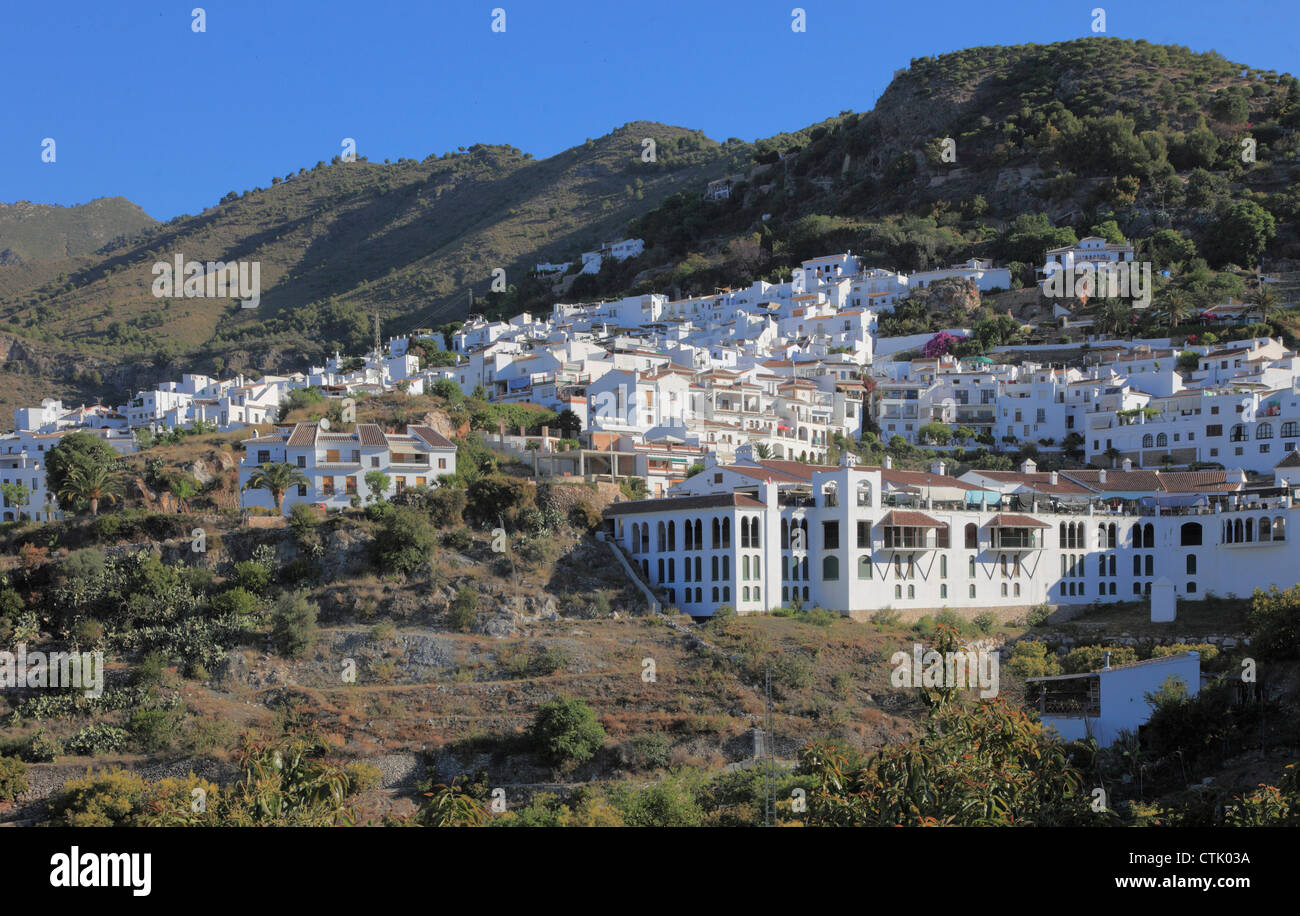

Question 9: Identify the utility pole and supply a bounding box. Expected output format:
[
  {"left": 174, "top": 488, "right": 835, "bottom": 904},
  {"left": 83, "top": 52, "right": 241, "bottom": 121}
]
[
  {"left": 373, "top": 313, "right": 381, "bottom": 357},
  {"left": 763, "top": 665, "right": 775, "bottom": 826}
]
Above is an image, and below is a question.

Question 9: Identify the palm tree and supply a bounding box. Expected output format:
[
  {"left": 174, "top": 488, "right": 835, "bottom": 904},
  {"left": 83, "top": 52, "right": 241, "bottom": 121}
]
[
  {"left": 1251, "top": 284, "right": 1278, "bottom": 325},
  {"left": 1161, "top": 291, "right": 1189, "bottom": 329},
  {"left": 244, "top": 462, "right": 310, "bottom": 512},
  {"left": 754, "top": 442, "right": 773, "bottom": 459},
  {"left": 57, "top": 463, "right": 123, "bottom": 517}
]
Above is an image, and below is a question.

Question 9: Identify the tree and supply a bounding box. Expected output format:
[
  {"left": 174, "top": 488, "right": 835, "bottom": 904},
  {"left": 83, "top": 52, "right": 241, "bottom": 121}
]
[
  {"left": 0, "top": 482, "right": 31, "bottom": 518},
  {"left": 243, "top": 462, "right": 309, "bottom": 512},
  {"left": 364, "top": 470, "right": 392, "bottom": 503},
  {"left": 1159, "top": 290, "right": 1189, "bottom": 328},
  {"left": 917, "top": 422, "right": 951, "bottom": 445},
  {"left": 372, "top": 506, "right": 437, "bottom": 576},
  {"left": 57, "top": 463, "right": 123, "bottom": 517},
  {"left": 1250, "top": 284, "right": 1279, "bottom": 325},
  {"left": 554, "top": 408, "right": 582, "bottom": 439},
  {"left": 46, "top": 433, "right": 120, "bottom": 510},
  {"left": 753, "top": 442, "right": 772, "bottom": 459},
  {"left": 271, "top": 590, "right": 319, "bottom": 658},
  {"left": 1207, "top": 201, "right": 1276, "bottom": 268},
  {"left": 530, "top": 697, "right": 605, "bottom": 771}
]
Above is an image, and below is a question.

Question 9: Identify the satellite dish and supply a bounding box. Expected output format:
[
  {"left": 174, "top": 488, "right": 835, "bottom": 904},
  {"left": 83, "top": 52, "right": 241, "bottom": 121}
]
[{"left": 319, "top": 418, "right": 331, "bottom": 431}]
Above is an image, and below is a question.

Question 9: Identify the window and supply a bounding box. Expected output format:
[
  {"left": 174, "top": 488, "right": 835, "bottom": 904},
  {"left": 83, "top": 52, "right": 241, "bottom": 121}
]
[
  {"left": 857, "top": 556, "right": 872, "bottom": 579},
  {"left": 1142, "top": 434, "right": 1153, "bottom": 448},
  {"left": 823, "top": 521, "right": 839, "bottom": 550},
  {"left": 907, "top": 585, "right": 915, "bottom": 599},
  {"left": 940, "top": 584, "right": 948, "bottom": 599},
  {"left": 964, "top": 522, "right": 978, "bottom": 549},
  {"left": 969, "top": 585, "right": 976, "bottom": 599},
  {"left": 1186, "top": 554, "right": 1197, "bottom": 574},
  {"left": 857, "top": 521, "right": 871, "bottom": 548},
  {"left": 1180, "top": 522, "right": 1202, "bottom": 546},
  {"left": 1145, "top": 555, "right": 1154, "bottom": 577},
  {"left": 856, "top": 482, "right": 873, "bottom": 506},
  {"left": 968, "top": 556, "right": 976, "bottom": 577},
  {"left": 895, "top": 585, "right": 902, "bottom": 599},
  {"left": 1283, "top": 421, "right": 1298, "bottom": 438},
  {"left": 1156, "top": 433, "right": 1168, "bottom": 447},
  {"left": 438, "top": 458, "right": 447, "bottom": 469},
  {"left": 940, "top": 555, "right": 947, "bottom": 578},
  {"left": 1258, "top": 423, "right": 1274, "bottom": 440},
  {"left": 823, "top": 556, "right": 839, "bottom": 581}
]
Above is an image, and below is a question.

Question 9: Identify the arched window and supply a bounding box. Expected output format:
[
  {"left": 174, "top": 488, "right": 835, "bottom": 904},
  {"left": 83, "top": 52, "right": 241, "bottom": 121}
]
[
  {"left": 968, "top": 556, "right": 976, "bottom": 577},
  {"left": 800, "top": 557, "right": 808, "bottom": 580},
  {"left": 1059, "top": 522, "right": 1066, "bottom": 547},
  {"left": 722, "top": 518, "right": 731, "bottom": 548},
  {"left": 1144, "top": 555, "right": 1154, "bottom": 577},
  {"left": 1246, "top": 518, "right": 1254, "bottom": 542},
  {"left": 1234, "top": 518, "right": 1243, "bottom": 542},
  {"left": 657, "top": 521, "right": 665, "bottom": 552},
  {"left": 1156, "top": 433, "right": 1168, "bottom": 447},
  {"left": 821, "top": 482, "right": 838, "bottom": 508},
  {"left": 722, "top": 556, "right": 731, "bottom": 579},
  {"left": 754, "top": 557, "right": 761, "bottom": 578},
  {"left": 856, "top": 482, "right": 873, "bottom": 506},
  {"left": 1098, "top": 524, "right": 1108, "bottom": 548},
  {"left": 1014, "top": 583, "right": 1021, "bottom": 597},
  {"left": 940, "top": 555, "right": 947, "bottom": 578},
  {"left": 1109, "top": 555, "right": 1116, "bottom": 577},
  {"left": 739, "top": 518, "right": 748, "bottom": 548},
  {"left": 1142, "top": 434, "right": 1153, "bottom": 448},
  {"left": 907, "top": 585, "right": 915, "bottom": 599},
  {"left": 823, "top": 556, "right": 839, "bottom": 581},
  {"left": 1180, "top": 522, "right": 1202, "bottom": 546},
  {"left": 1098, "top": 554, "right": 1107, "bottom": 576},
  {"left": 632, "top": 525, "right": 642, "bottom": 552},
  {"left": 781, "top": 519, "right": 789, "bottom": 549},
  {"left": 685, "top": 520, "right": 694, "bottom": 551},
  {"left": 667, "top": 521, "right": 675, "bottom": 550},
  {"left": 751, "top": 519, "right": 760, "bottom": 548},
  {"left": 1261, "top": 517, "right": 1272, "bottom": 541},
  {"left": 858, "top": 556, "right": 872, "bottom": 579},
  {"left": 1001, "top": 555, "right": 1008, "bottom": 577},
  {"left": 742, "top": 556, "right": 750, "bottom": 580},
  {"left": 1283, "top": 421, "right": 1298, "bottom": 438},
  {"left": 694, "top": 520, "right": 703, "bottom": 550},
  {"left": 712, "top": 556, "right": 719, "bottom": 579},
  {"left": 712, "top": 586, "right": 719, "bottom": 602},
  {"left": 1258, "top": 423, "right": 1274, "bottom": 440},
  {"left": 712, "top": 518, "right": 720, "bottom": 548},
  {"left": 1108, "top": 524, "right": 1117, "bottom": 548},
  {"left": 1144, "top": 523, "right": 1154, "bottom": 548},
  {"left": 965, "top": 522, "right": 978, "bottom": 549},
  {"left": 1133, "top": 555, "right": 1142, "bottom": 576},
  {"left": 742, "top": 587, "right": 750, "bottom": 602},
  {"left": 1275, "top": 516, "right": 1286, "bottom": 540},
  {"left": 1186, "top": 554, "right": 1197, "bottom": 574}
]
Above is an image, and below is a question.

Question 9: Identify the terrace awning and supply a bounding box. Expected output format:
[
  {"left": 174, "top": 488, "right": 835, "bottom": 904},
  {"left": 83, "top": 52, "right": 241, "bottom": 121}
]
[{"left": 879, "top": 510, "right": 944, "bottom": 528}]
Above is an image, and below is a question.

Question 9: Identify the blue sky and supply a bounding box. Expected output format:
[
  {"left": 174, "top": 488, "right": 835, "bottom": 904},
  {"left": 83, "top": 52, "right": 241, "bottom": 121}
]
[{"left": 3, "top": 0, "right": 1297, "bottom": 220}]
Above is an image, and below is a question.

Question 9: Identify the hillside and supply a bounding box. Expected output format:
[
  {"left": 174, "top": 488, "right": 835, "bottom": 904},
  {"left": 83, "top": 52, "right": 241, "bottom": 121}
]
[
  {"left": 0, "top": 123, "right": 748, "bottom": 373},
  {"left": 0, "top": 197, "right": 155, "bottom": 265}
]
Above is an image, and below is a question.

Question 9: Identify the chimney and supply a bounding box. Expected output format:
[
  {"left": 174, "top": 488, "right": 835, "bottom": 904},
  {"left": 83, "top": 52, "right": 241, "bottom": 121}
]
[
  {"left": 883, "top": 454, "right": 893, "bottom": 470},
  {"left": 1050, "top": 471, "right": 1059, "bottom": 485},
  {"left": 1098, "top": 469, "right": 1107, "bottom": 484},
  {"left": 930, "top": 459, "right": 946, "bottom": 477},
  {"left": 1122, "top": 457, "right": 1133, "bottom": 472},
  {"left": 840, "top": 450, "right": 852, "bottom": 468},
  {"left": 1020, "top": 458, "right": 1037, "bottom": 474}
]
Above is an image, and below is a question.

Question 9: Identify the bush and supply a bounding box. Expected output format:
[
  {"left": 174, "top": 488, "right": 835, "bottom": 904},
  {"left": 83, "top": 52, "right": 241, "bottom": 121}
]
[
  {"left": 530, "top": 697, "right": 605, "bottom": 769},
  {"left": 1007, "top": 640, "right": 1062, "bottom": 678},
  {"left": 344, "top": 761, "right": 383, "bottom": 794},
  {"left": 440, "top": 528, "right": 473, "bottom": 551},
  {"left": 567, "top": 501, "right": 603, "bottom": 532},
  {"left": 1247, "top": 585, "right": 1300, "bottom": 659},
  {"left": 972, "top": 611, "right": 996, "bottom": 635},
  {"left": 0, "top": 755, "right": 28, "bottom": 801},
  {"left": 287, "top": 502, "right": 321, "bottom": 534},
  {"left": 65, "top": 722, "right": 130, "bottom": 756},
  {"left": 1026, "top": 604, "right": 1052, "bottom": 627},
  {"left": 134, "top": 648, "right": 171, "bottom": 685},
  {"left": 625, "top": 733, "right": 672, "bottom": 771},
  {"left": 1060, "top": 645, "right": 1138, "bottom": 674},
  {"left": 447, "top": 587, "right": 478, "bottom": 632},
  {"left": 427, "top": 487, "right": 468, "bottom": 528},
  {"left": 26, "top": 730, "right": 63, "bottom": 762},
  {"left": 271, "top": 590, "right": 319, "bottom": 658},
  {"left": 129, "top": 706, "right": 183, "bottom": 753},
  {"left": 372, "top": 506, "right": 437, "bottom": 576},
  {"left": 45, "top": 768, "right": 148, "bottom": 826},
  {"left": 209, "top": 586, "right": 262, "bottom": 617},
  {"left": 231, "top": 560, "right": 273, "bottom": 596}
]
